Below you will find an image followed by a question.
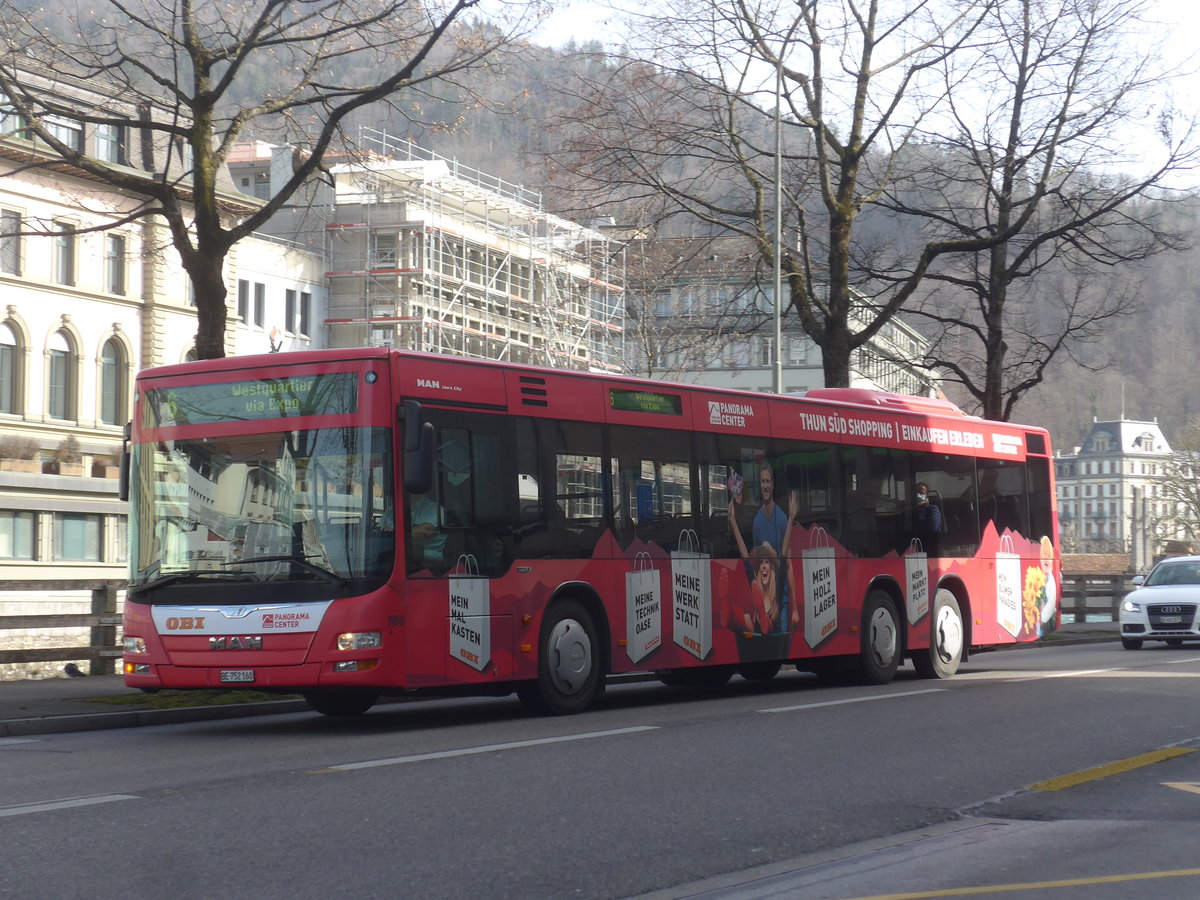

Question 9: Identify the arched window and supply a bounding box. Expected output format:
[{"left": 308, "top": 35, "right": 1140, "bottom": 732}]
[
  {"left": 99, "top": 337, "right": 125, "bottom": 425},
  {"left": 0, "top": 322, "right": 18, "bottom": 414},
  {"left": 47, "top": 329, "right": 75, "bottom": 420}
]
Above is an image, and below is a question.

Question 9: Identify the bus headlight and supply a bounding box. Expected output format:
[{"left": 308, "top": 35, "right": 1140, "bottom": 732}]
[
  {"left": 123, "top": 636, "right": 147, "bottom": 654},
  {"left": 337, "top": 632, "right": 382, "bottom": 651},
  {"left": 1121, "top": 600, "right": 1141, "bottom": 614}
]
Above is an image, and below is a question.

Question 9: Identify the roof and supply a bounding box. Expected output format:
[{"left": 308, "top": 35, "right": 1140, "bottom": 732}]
[{"left": 1061, "top": 553, "right": 1130, "bottom": 576}]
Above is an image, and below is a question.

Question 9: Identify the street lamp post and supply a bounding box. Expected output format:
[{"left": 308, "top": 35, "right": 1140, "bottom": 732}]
[{"left": 772, "top": 57, "right": 784, "bottom": 394}]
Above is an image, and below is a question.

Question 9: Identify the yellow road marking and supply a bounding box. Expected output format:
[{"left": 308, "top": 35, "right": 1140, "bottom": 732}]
[
  {"left": 840, "top": 866, "right": 1200, "bottom": 899},
  {"left": 1030, "top": 747, "right": 1193, "bottom": 791}
]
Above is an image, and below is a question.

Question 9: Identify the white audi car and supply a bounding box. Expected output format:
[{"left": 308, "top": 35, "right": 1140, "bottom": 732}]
[{"left": 1119, "top": 556, "right": 1200, "bottom": 650}]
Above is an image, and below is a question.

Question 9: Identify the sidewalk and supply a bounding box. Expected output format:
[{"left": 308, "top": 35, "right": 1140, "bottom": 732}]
[{"left": 0, "top": 622, "right": 1120, "bottom": 737}]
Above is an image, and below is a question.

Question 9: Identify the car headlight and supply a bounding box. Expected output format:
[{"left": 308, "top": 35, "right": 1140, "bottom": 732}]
[{"left": 1121, "top": 599, "right": 1141, "bottom": 614}]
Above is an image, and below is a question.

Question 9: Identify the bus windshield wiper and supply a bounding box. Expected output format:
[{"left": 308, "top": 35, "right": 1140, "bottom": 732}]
[
  {"left": 135, "top": 570, "right": 246, "bottom": 590},
  {"left": 227, "top": 555, "right": 347, "bottom": 588}
]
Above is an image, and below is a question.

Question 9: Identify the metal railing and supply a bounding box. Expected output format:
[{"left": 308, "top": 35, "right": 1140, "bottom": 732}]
[{"left": 0, "top": 580, "right": 125, "bottom": 674}]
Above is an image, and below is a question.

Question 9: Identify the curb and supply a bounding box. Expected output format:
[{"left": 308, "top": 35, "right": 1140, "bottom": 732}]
[
  {"left": 0, "top": 697, "right": 312, "bottom": 737},
  {"left": 2, "top": 635, "right": 1119, "bottom": 736}
]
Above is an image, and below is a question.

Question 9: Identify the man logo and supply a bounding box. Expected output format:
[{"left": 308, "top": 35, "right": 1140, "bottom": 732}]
[{"left": 209, "top": 636, "right": 264, "bottom": 650}]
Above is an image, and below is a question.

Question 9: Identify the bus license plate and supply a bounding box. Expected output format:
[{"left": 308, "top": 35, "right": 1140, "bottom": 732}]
[{"left": 220, "top": 670, "right": 255, "bottom": 684}]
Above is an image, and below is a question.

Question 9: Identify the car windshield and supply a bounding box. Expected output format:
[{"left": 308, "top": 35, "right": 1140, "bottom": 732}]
[
  {"left": 1145, "top": 561, "right": 1200, "bottom": 587},
  {"left": 129, "top": 426, "right": 393, "bottom": 587}
]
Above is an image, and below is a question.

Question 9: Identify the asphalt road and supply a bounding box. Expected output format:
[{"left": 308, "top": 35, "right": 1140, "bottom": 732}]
[{"left": 5, "top": 641, "right": 1200, "bottom": 899}]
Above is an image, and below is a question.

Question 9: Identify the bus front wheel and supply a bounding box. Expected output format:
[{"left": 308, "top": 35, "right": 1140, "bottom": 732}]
[
  {"left": 912, "top": 590, "right": 964, "bottom": 679},
  {"left": 518, "top": 598, "right": 601, "bottom": 716},
  {"left": 303, "top": 690, "right": 380, "bottom": 717},
  {"left": 860, "top": 590, "right": 901, "bottom": 684}
]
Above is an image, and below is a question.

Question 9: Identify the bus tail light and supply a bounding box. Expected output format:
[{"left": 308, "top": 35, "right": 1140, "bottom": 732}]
[
  {"left": 337, "top": 632, "right": 382, "bottom": 651},
  {"left": 334, "top": 659, "right": 379, "bottom": 673}
]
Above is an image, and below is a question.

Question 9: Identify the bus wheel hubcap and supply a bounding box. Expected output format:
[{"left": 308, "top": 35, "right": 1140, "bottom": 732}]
[
  {"left": 936, "top": 606, "right": 963, "bottom": 663},
  {"left": 548, "top": 618, "right": 591, "bottom": 695},
  {"left": 869, "top": 609, "right": 896, "bottom": 666}
]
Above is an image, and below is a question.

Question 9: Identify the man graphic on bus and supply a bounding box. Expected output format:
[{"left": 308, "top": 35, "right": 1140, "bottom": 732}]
[{"left": 727, "top": 462, "right": 799, "bottom": 635}]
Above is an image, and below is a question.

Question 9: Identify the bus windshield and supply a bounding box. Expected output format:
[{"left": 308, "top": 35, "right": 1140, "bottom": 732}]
[{"left": 129, "top": 426, "right": 393, "bottom": 590}]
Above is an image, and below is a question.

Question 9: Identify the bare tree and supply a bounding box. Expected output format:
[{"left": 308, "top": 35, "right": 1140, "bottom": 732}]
[
  {"left": 623, "top": 234, "right": 778, "bottom": 379},
  {"left": 870, "top": 0, "right": 1197, "bottom": 420},
  {"left": 0, "top": 0, "right": 519, "bottom": 358},
  {"left": 548, "top": 0, "right": 997, "bottom": 388}
]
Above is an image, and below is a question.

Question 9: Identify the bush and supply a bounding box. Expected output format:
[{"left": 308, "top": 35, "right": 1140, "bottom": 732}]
[{"left": 0, "top": 436, "right": 38, "bottom": 459}]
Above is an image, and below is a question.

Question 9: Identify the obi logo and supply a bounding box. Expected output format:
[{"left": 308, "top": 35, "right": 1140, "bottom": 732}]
[{"left": 164, "top": 616, "right": 205, "bottom": 631}]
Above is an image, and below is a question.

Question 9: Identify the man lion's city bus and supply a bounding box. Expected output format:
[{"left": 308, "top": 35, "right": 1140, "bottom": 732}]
[{"left": 121, "top": 349, "right": 1060, "bottom": 717}]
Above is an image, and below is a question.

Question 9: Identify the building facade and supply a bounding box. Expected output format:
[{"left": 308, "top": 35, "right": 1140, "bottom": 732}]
[
  {"left": 228, "top": 129, "right": 625, "bottom": 372},
  {"left": 1054, "top": 418, "right": 1186, "bottom": 569},
  {"left": 623, "top": 236, "right": 936, "bottom": 396}
]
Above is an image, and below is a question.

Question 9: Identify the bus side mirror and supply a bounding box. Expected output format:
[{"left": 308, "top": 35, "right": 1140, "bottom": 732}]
[
  {"left": 118, "top": 421, "right": 131, "bottom": 502},
  {"left": 399, "top": 400, "right": 434, "bottom": 493}
]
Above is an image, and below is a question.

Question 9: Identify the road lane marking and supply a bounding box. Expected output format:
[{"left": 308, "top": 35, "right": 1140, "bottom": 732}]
[
  {"left": 1030, "top": 747, "right": 1194, "bottom": 791},
  {"left": 1004, "top": 667, "right": 1117, "bottom": 682},
  {"left": 1164, "top": 782, "right": 1200, "bottom": 795},
  {"left": 321, "top": 725, "right": 658, "bottom": 772},
  {"left": 839, "top": 866, "right": 1200, "bottom": 898},
  {"left": 0, "top": 794, "right": 137, "bottom": 818},
  {"left": 0, "top": 738, "right": 39, "bottom": 747},
  {"left": 759, "top": 688, "right": 945, "bottom": 714}
]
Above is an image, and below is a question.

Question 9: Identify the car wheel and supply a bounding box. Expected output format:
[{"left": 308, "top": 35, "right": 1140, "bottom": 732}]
[{"left": 1120, "top": 637, "right": 1144, "bottom": 650}]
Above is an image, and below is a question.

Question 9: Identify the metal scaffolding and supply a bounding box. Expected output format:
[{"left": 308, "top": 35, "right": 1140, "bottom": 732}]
[{"left": 323, "top": 128, "right": 624, "bottom": 372}]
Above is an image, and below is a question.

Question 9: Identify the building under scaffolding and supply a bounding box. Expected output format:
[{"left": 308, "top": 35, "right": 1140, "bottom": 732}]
[{"left": 324, "top": 129, "right": 624, "bottom": 372}]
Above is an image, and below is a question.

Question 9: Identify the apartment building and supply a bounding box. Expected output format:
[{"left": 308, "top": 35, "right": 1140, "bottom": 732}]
[{"left": 1054, "top": 418, "right": 1186, "bottom": 568}]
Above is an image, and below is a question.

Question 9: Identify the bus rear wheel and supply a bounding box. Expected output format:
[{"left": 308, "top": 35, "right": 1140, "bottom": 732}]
[
  {"left": 860, "top": 590, "right": 901, "bottom": 684},
  {"left": 303, "top": 690, "right": 380, "bottom": 717},
  {"left": 912, "top": 590, "right": 963, "bottom": 679},
  {"left": 517, "top": 598, "right": 601, "bottom": 716}
]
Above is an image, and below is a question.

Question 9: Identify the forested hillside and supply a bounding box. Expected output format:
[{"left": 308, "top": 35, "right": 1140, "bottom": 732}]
[{"left": 33, "top": 0, "right": 1186, "bottom": 454}]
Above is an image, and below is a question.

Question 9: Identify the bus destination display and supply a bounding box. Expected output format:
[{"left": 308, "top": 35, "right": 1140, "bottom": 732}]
[
  {"left": 143, "top": 372, "right": 359, "bottom": 427},
  {"left": 609, "top": 388, "right": 683, "bottom": 416}
]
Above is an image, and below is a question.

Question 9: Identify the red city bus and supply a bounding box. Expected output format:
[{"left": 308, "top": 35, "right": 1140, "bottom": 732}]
[{"left": 121, "top": 348, "right": 1060, "bottom": 716}]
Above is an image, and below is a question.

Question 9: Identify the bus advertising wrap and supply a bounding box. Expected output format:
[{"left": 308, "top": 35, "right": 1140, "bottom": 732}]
[
  {"left": 672, "top": 530, "right": 711, "bottom": 659},
  {"left": 626, "top": 553, "right": 662, "bottom": 664},
  {"left": 449, "top": 555, "right": 490, "bottom": 672},
  {"left": 904, "top": 539, "right": 930, "bottom": 625}
]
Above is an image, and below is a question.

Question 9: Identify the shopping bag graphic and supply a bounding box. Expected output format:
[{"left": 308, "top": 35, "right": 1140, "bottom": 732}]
[
  {"left": 449, "top": 554, "right": 490, "bottom": 671},
  {"left": 905, "top": 538, "right": 930, "bottom": 625},
  {"left": 996, "top": 535, "right": 1021, "bottom": 638},
  {"left": 672, "top": 529, "right": 712, "bottom": 659},
  {"left": 626, "top": 552, "right": 662, "bottom": 664},
  {"left": 803, "top": 527, "right": 838, "bottom": 649}
]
